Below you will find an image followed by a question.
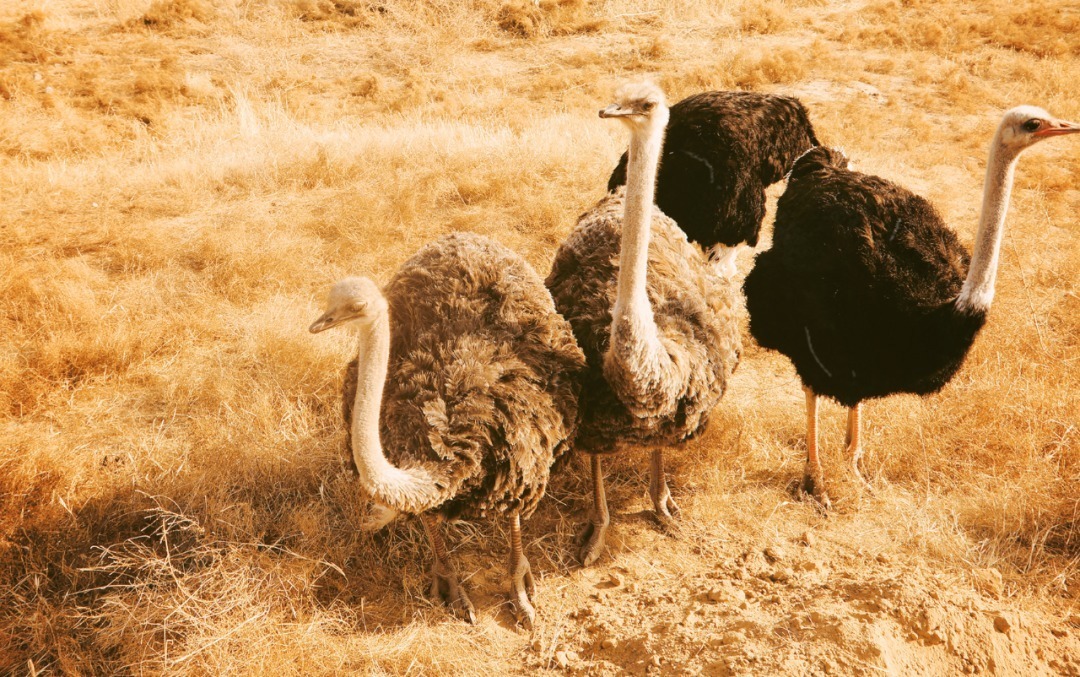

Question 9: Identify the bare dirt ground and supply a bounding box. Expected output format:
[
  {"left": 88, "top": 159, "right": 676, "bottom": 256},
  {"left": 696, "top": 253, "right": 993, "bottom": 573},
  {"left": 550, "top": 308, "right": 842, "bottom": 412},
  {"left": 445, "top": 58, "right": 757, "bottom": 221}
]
[{"left": 2, "top": 0, "right": 1080, "bottom": 674}]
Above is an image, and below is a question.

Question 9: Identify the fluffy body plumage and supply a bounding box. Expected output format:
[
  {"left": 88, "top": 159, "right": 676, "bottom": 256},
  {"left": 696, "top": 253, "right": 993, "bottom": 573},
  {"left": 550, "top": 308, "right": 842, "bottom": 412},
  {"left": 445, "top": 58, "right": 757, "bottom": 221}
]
[
  {"left": 338, "top": 232, "right": 585, "bottom": 521},
  {"left": 549, "top": 81, "right": 741, "bottom": 565},
  {"left": 607, "top": 90, "right": 818, "bottom": 252},
  {"left": 318, "top": 232, "right": 585, "bottom": 626},
  {"left": 548, "top": 188, "right": 740, "bottom": 449},
  {"left": 744, "top": 147, "right": 984, "bottom": 408}
]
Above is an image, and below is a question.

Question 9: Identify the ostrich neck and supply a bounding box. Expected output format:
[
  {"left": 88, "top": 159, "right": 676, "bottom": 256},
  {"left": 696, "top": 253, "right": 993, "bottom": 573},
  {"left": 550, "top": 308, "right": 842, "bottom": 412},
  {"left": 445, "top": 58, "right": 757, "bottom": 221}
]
[
  {"left": 350, "top": 311, "right": 440, "bottom": 513},
  {"left": 606, "top": 114, "right": 680, "bottom": 413},
  {"left": 956, "top": 137, "right": 1020, "bottom": 313},
  {"left": 613, "top": 120, "right": 665, "bottom": 329}
]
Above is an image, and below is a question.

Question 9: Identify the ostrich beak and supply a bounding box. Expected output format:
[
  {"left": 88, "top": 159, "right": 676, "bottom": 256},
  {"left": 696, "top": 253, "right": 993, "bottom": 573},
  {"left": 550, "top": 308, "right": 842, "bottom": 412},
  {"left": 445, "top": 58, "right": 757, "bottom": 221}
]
[
  {"left": 309, "top": 312, "right": 336, "bottom": 334},
  {"left": 599, "top": 104, "right": 634, "bottom": 118},
  {"left": 1035, "top": 118, "right": 1080, "bottom": 138}
]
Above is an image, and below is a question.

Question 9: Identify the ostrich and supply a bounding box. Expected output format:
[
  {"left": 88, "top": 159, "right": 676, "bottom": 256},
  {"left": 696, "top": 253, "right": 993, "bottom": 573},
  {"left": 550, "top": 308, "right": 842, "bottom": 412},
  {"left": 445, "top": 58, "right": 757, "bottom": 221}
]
[
  {"left": 607, "top": 90, "right": 818, "bottom": 277},
  {"left": 547, "top": 82, "right": 741, "bottom": 565},
  {"left": 743, "top": 107, "right": 1080, "bottom": 507},
  {"left": 310, "top": 233, "right": 585, "bottom": 627}
]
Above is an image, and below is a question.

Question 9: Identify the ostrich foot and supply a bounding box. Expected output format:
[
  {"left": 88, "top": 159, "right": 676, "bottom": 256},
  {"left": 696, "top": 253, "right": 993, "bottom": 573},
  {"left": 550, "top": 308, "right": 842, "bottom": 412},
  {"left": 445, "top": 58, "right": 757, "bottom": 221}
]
[
  {"left": 650, "top": 489, "right": 682, "bottom": 534},
  {"left": 849, "top": 448, "right": 875, "bottom": 494},
  {"left": 798, "top": 464, "right": 832, "bottom": 512},
  {"left": 575, "top": 519, "right": 609, "bottom": 567},
  {"left": 429, "top": 561, "right": 476, "bottom": 624},
  {"left": 509, "top": 559, "right": 537, "bottom": 630}
]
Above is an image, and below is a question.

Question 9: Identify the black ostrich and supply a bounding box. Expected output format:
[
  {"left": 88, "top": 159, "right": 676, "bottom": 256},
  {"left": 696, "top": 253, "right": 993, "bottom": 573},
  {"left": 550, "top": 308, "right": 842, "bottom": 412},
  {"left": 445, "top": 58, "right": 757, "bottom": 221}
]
[
  {"left": 743, "top": 107, "right": 1080, "bottom": 507},
  {"left": 607, "top": 90, "right": 818, "bottom": 277}
]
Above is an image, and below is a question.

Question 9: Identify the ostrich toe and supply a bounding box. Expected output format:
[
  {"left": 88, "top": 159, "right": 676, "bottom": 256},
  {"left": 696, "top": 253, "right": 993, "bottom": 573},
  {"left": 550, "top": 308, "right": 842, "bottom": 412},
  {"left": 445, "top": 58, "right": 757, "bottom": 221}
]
[{"left": 430, "top": 562, "right": 476, "bottom": 624}]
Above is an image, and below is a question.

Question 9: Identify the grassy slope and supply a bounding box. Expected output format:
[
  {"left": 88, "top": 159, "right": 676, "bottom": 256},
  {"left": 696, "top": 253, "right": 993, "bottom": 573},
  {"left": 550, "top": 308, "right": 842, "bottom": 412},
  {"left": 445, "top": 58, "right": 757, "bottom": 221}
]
[{"left": 1, "top": 0, "right": 1079, "bottom": 673}]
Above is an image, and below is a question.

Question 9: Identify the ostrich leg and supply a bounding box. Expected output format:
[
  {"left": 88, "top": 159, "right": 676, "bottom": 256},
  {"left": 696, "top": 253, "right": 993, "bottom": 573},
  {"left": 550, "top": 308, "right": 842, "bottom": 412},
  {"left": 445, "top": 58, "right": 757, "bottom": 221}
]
[
  {"left": 801, "top": 386, "right": 831, "bottom": 509},
  {"left": 507, "top": 512, "right": 536, "bottom": 629},
  {"left": 846, "top": 403, "right": 872, "bottom": 491},
  {"left": 649, "top": 448, "right": 681, "bottom": 531},
  {"left": 577, "top": 455, "right": 610, "bottom": 567},
  {"left": 421, "top": 513, "right": 476, "bottom": 623}
]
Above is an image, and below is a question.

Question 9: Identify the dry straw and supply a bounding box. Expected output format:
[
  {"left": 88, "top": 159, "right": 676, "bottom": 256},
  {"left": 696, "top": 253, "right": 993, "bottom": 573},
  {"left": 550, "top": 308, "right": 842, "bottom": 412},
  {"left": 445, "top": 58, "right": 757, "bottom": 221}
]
[{"left": 1, "top": 0, "right": 1078, "bottom": 672}]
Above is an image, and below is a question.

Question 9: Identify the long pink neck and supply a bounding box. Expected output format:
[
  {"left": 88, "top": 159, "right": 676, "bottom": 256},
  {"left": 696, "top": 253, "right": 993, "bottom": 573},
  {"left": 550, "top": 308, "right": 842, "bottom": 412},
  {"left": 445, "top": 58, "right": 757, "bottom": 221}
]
[
  {"left": 956, "top": 126, "right": 1021, "bottom": 314},
  {"left": 349, "top": 310, "right": 441, "bottom": 512},
  {"left": 610, "top": 109, "right": 668, "bottom": 354}
]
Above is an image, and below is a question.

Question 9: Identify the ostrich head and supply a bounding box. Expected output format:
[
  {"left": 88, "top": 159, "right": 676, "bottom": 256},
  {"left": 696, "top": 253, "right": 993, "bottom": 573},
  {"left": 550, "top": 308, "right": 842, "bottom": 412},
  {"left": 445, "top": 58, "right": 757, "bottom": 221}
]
[
  {"left": 997, "top": 106, "right": 1080, "bottom": 155},
  {"left": 599, "top": 81, "right": 669, "bottom": 131},
  {"left": 309, "top": 277, "right": 388, "bottom": 334}
]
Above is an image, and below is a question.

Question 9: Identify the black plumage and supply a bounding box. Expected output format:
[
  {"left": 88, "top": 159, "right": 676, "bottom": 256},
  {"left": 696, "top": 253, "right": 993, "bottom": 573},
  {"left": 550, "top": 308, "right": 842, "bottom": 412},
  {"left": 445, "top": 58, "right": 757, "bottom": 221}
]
[
  {"left": 744, "top": 147, "right": 985, "bottom": 408},
  {"left": 607, "top": 90, "right": 818, "bottom": 253},
  {"left": 742, "top": 105, "right": 1080, "bottom": 506}
]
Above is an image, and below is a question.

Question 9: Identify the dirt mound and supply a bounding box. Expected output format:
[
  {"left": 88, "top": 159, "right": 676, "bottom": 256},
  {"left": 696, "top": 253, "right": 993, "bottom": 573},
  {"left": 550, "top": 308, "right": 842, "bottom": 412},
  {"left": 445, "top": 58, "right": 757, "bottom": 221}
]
[{"left": 518, "top": 527, "right": 1080, "bottom": 675}]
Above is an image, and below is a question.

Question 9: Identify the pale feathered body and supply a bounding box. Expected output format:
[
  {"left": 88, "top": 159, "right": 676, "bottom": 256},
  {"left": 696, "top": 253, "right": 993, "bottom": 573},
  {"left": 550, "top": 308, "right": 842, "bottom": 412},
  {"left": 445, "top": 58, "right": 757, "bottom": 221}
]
[
  {"left": 340, "top": 232, "right": 585, "bottom": 521},
  {"left": 548, "top": 82, "right": 742, "bottom": 565},
  {"left": 547, "top": 186, "right": 741, "bottom": 452}
]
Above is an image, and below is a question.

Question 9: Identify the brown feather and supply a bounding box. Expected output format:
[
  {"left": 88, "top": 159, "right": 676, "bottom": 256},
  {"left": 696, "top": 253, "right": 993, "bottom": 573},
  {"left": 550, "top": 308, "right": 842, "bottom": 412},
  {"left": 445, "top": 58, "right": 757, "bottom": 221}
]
[
  {"left": 546, "top": 188, "right": 741, "bottom": 453},
  {"left": 339, "top": 233, "right": 585, "bottom": 520}
]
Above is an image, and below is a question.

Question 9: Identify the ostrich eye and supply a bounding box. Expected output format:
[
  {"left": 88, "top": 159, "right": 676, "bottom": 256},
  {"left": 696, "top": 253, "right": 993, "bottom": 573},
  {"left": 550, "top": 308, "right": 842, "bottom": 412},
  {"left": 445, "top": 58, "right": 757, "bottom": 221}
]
[
  {"left": 641, "top": 101, "right": 655, "bottom": 112},
  {"left": 1021, "top": 119, "right": 1041, "bottom": 133}
]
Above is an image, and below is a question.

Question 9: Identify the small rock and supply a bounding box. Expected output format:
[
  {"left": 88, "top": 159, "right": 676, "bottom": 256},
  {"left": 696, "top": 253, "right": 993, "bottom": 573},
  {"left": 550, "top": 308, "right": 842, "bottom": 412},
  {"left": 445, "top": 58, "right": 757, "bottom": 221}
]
[
  {"left": 800, "top": 530, "right": 816, "bottom": 547},
  {"left": 722, "top": 630, "right": 745, "bottom": 646},
  {"left": 601, "top": 638, "right": 618, "bottom": 650},
  {"left": 566, "top": 651, "right": 580, "bottom": 662},
  {"left": 732, "top": 568, "right": 745, "bottom": 580},
  {"left": 764, "top": 545, "right": 787, "bottom": 563},
  {"left": 972, "top": 568, "right": 1003, "bottom": 598},
  {"left": 1051, "top": 628, "right": 1068, "bottom": 638},
  {"left": 770, "top": 567, "right": 793, "bottom": 583},
  {"left": 531, "top": 639, "right": 542, "bottom": 651},
  {"left": 597, "top": 572, "right": 622, "bottom": 590},
  {"left": 650, "top": 655, "right": 662, "bottom": 667},
  {"left": 994, "top": 615, "right": 1011, "bottom": 635},
  {"left": 876, "top": 553, "right": 891, "bottom": 564},
  {"left": 707, "top": 587, "right": 725, "bottom": 603},
  {"left": 554, "top": 651, "right": 570, "bottom": 668}
]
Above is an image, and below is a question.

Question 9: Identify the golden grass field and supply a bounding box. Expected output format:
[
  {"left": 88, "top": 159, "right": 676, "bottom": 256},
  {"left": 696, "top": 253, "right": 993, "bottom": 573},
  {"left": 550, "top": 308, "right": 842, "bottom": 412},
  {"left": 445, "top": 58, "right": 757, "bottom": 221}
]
[{"left": 2, "top": 0, "right": 1080, "bottom": 673}]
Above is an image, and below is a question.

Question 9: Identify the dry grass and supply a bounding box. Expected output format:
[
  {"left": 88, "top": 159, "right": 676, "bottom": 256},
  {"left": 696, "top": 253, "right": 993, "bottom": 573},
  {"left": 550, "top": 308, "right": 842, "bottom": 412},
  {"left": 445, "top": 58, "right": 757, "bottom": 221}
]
[{"left": 2, "top": 0, "right": 1080, "bottom": 672}]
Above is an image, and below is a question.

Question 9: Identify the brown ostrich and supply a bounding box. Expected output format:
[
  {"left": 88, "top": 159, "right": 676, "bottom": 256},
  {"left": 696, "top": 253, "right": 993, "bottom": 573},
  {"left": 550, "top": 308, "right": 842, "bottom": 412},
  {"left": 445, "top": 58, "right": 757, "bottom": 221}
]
[
  {"left": 310, "top": 232, "right": 585, "bottom": 627},
  {"left": 547, "top": 82, "right": 742, "bottom": 565}
]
